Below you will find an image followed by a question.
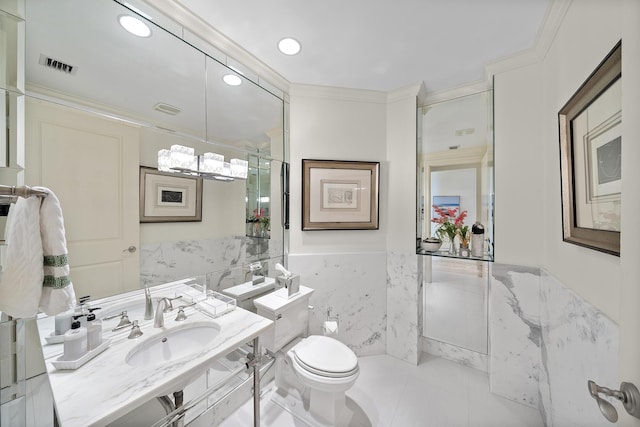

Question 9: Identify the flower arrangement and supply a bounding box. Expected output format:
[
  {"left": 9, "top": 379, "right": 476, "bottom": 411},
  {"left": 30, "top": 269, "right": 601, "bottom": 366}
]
[
  {"left": 431, "top": 205, "right": 468, "bottom": 248},
  {"left": 247, "top": 208, "right": 266, "bottom": 224},
  {"left": 247, "top": 208, "right": 270, "bottom": 237}
]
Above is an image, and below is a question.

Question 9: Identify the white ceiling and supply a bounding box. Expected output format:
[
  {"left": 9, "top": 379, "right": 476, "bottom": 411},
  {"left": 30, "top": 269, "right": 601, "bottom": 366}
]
[{"left": 175, "top": 0, "right": 552, "bottom": 93}]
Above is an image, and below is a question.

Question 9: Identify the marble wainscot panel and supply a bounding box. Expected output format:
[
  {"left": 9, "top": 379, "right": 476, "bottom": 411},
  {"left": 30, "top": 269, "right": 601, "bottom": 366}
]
[
  {"left": 287, "top": 252, "right": 387, "bottom": 356},
  {"left": 538, "top": 269, "right": 618, "bottom": 427},
  {"left": 489, "top": 264, "right": 541, "bottom": 408},
  {"left": 423, "top": 338, "right": 488, "bottom": 372},
  {"left": 140, "top": 236, "right": 246, "bottom": 287},
  {"left": 387, "top": 251, "right": 422, "bottom": 365}
]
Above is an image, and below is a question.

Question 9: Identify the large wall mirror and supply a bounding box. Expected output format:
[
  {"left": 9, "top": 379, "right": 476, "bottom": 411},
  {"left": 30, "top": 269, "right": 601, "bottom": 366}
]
[
  {"left": 2, "top": 0, "right": 287, "bottom": 424},
  {"left": 417, "top": 90, "right": 494, "bottom": 260},
  {"left": 19, "top": 0, "right": 287, "bottom": 300},
  {"left": 417, "top": 90, "right": 494, "bottom": 356}
]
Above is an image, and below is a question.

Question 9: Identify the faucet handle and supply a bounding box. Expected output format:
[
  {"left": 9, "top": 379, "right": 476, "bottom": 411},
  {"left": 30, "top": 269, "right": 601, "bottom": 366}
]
[
  {"left": 127, "top": 320, "right": 143, "bottom": 339},
  {"left": 105, "top": 311, "right": 132, "bottom": 329},
  {"left": 163, "top": 295, "right": 183, "bottom": 312},
  {"left": 175, "top": 302, "right": 197, "bottom": 321}
]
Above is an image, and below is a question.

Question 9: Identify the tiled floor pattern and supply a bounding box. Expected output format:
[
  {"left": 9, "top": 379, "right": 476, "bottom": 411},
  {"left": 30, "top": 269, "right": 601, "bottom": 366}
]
[{"left": 219, "top": 353, "right": 543, "bottom": 427}]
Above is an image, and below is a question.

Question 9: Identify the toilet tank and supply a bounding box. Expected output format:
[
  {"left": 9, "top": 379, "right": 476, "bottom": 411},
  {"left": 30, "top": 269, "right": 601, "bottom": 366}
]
[
  {"left": 253, "top": 286, "right": 314, "bottom": 353},
  {"left": 220, "top": 277, "right": 276, "bottom": 313}
]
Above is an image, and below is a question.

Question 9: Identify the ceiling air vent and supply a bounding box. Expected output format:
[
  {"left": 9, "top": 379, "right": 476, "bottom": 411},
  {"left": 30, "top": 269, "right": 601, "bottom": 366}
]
[
  {"left": 154, "top": 103, "right": 181, "bottom": 115},
  {"left": 38, "top": 54, "right": 77, "bottom": 75}
]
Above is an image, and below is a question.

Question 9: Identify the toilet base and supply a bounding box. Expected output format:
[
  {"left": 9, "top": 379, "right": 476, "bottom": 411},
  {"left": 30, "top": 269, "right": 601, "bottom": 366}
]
[{"left": 271, "top": 384, "right": 355, "bottom": 427}]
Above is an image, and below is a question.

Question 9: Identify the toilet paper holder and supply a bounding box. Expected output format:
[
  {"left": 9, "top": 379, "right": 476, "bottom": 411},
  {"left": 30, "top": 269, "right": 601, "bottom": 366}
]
[{"left": 323, "top": 307, "right": 339, "bottom": 335}]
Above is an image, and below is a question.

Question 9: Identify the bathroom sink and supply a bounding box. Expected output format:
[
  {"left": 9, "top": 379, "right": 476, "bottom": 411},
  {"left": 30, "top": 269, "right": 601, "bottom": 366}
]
[{"left": 125, "top": 322, "right": 220, "bottom": 367}]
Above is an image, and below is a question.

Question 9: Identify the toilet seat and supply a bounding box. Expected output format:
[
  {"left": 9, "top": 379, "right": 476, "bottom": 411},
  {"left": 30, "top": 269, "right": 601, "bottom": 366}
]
[
  {"left": 291, "top": 335, "right": 358, "bottom": 376},
  {"left": 287, "top": 335, "right": 360, "bottom": 393}
]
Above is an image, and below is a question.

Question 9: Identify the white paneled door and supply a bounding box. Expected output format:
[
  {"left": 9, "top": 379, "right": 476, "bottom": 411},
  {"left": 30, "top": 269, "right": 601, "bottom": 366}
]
[{"left": 26, "top": 98, "right": 140, "bottom": 299}]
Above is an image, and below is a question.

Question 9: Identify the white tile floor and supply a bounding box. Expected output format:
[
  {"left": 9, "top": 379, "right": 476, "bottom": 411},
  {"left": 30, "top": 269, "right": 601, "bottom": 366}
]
[{"left": 219, "top": 353, "right": 543, "bottom": 427}]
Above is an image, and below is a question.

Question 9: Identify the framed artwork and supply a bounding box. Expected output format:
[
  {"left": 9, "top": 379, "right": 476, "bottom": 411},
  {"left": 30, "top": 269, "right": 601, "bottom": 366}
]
[
  {"left": 139, "top": 166, "right": 203, "bottom": 223},
  {"left": 431, "top": 195, "right": 460, "bottom": 239},
  {"left": 558, "top": 41, "right": 621, "bottom": 256},
  {"left": 302, "top": 159, "right": 379, "bottom": 230}
]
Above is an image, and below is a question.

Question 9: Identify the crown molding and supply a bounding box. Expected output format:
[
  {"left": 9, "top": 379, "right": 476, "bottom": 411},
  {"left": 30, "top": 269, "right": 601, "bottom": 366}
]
[
  {"left": 484, "top": 0, "right": 572, "bottom": 80},
  {"left": 290, "top": 84, "right": 387, "bottom": 104},
  {"left": 386, "top": 83, "right": 425, "bottom": 104},
  {"left": 423, "top": 80, "right": 492, "bottom": 105},
  {"left": 142, "top": 0, "right": 290, "bottom": 95}
]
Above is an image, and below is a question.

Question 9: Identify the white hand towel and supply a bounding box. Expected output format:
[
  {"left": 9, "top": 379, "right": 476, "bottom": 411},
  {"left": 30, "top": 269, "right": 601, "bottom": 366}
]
[
  {"left": 34, "top": 187, "right": 76, "bottom": 316},
  {"left": 0, "top": 187, "right": 76, "bottom": 318},
  {"left": 0, "top": 196, "right": 45, "bottom": 317}
]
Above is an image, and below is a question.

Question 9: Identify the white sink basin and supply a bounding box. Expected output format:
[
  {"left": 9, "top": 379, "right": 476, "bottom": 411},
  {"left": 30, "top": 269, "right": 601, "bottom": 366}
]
[{"left": 125, "top": 322, "right": 220, "bottom": 367}]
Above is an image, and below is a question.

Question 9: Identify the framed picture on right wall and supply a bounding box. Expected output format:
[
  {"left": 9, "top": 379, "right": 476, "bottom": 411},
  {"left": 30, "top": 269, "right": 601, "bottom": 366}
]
[{"left": 558, "top": 41, "right": 621, "bottom": 256}]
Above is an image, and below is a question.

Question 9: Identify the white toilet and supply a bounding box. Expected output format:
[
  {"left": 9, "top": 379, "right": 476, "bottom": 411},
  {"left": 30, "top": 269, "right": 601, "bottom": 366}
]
[{"left": 253, "top": 285, "right": 359, "bottom": 426}]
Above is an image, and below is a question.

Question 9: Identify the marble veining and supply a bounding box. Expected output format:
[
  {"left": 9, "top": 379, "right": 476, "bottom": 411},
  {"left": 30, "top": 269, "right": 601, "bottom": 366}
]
[
  {"left": 141, "top": 236, "right": 282, "bottom": 288},
  {"left": 423, "top": 338, "right": 488, "bottom": 372},
  {"left": 489, "top": 263, "right": 619, "bottom": 426},
  {"left": 538, "top": 270, "right": 618, "bottom": 427},
  {"left": 489, "top": 264, "right": 541, "bottom": 408},
  {"left": 287, "top": 252, "right": 387, "bottom": 357},
  {"left": 386, "top": 251, "right": 421, "bottom": 365},
  {"left": 39, "top": 286, "right": 272, "bottom": 427}
]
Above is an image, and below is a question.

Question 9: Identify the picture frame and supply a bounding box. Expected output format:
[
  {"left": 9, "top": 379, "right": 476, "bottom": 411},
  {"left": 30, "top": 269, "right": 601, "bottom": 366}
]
[
  {"left": 139, "top": 166, "right": 203, "bottom": 223},
  {"left": 302, "top": 159, "right": 379, "bottom": 230},
  {"left": 558, "top": 41, "right": 621, "bottom": 256}
]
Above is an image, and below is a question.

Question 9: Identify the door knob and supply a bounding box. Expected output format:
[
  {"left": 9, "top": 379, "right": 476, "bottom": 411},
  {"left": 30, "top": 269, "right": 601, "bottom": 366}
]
[
  {"left": 123, "top": 245, "right": 136, "bottom": 253},
  {"left": 588, "top": 380, "right": 640, "bottom": 422}
]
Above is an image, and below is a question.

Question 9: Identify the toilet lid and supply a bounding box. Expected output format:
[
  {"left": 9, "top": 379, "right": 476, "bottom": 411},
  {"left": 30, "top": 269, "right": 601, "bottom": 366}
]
[{"left": 292, "top": 335, "right": 358, "bottom": 375}]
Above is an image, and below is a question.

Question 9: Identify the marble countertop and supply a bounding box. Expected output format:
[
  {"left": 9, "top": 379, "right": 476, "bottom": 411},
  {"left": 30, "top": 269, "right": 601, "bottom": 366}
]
[{"left": 38, "top": 281, "right": 273, "bottom": 427}]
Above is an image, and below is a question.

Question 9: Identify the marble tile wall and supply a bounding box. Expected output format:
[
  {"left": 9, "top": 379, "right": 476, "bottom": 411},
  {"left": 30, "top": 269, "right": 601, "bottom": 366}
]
[
  {"left": 140, "top": 236, "right": 282, "bottom": 288},
  {"left": 538, "top": 270, "right": 618, "bottom": 427},
  {"left": 287, "top": 252, "right": 387, "bottom": 357},
  {"left": 386, "top": 252, "right": 422, "bottom": 365},
  {"left": 490, "top": 263, "right": 619, "bottom": 426},
  {"left": 423, "top": 338, "right": 488, "bottom": 372},
  {"left": 489, "top": 264, "right": 542, "bottom": 408}
]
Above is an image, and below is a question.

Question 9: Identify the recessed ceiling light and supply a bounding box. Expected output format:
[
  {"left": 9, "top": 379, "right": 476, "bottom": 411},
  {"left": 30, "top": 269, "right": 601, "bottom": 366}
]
[
  {"left": 118, "top": 15, "right": 151, "bottom": 38},
  {"left": 278, "top": 37, "right": 301, "bottom": 55},
  {"left": 222, "top": 74, "right": 242, "bottom": 86}
]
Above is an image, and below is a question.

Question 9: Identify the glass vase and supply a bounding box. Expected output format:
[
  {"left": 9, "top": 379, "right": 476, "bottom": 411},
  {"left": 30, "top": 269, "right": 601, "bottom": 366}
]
[{"left": 447, "top": 234, "right": 457, "bottom": 255}]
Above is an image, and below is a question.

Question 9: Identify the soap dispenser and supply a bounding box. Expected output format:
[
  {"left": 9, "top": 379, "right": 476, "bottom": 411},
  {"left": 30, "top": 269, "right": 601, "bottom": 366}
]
[
  {"left": 85, "top": 313, "right": 102, "bottom": 350},
  {"left": 63, "top": 317, "right": 88, "bottom": 360},
  {"left": 54, "top": 309, "right": 74, "bottom": 336}
]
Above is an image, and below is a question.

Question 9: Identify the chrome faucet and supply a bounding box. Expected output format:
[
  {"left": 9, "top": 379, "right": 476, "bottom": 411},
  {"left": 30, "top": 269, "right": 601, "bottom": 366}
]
[
  {"left": 144, "top": 286, "right": 154, "bottom": 320},
  {"left": 154, "top": 298, "right": 171, "bottom": 328},
  {"left": 245, "top": 262, "right": 265, "bottom": 285}
]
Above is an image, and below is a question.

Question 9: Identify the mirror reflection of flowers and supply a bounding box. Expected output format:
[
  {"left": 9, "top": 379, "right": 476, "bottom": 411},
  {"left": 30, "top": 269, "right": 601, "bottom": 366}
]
[
  {"left": 432, "top": 205, "right": 468, "bottom": 245},
  {"left": 252, "top": 208, "right": 270, "bottom": 231},
  {"left": 247, "top": 208, "right": 266, "bottom": 223}
]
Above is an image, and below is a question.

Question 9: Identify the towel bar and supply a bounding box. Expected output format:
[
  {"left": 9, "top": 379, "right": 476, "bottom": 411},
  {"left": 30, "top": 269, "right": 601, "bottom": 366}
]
[{"left": 0, "top": 185, "right": 48, "bottom": 204}]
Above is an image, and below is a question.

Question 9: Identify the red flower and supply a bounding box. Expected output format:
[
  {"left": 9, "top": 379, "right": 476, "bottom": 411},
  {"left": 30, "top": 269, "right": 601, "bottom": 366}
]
[{"left": 431, "top": 204, "right": 468, "bottom": 242}]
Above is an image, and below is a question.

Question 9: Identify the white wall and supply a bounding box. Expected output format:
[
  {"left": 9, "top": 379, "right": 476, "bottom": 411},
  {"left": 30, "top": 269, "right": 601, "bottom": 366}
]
[
  {"left": 139, "top": 127, "right": 246, "bottom": 244},
  {"left": 289, "top": 85, "right": 388, "bottom": 254},
  {"left": 288, "top": 85, "right": 391, "bottom": 356},
  {"left": 619, "top": 1, "right": 640, "bottom": 425},
  {"left": 493, "top": 1, "right": 629, "bottom": 322},
  {"left": 493, "top": 4, "right": 640, "bottom": 421}
]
